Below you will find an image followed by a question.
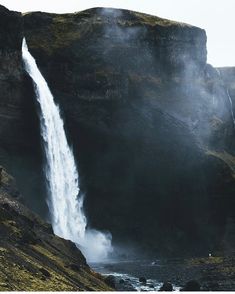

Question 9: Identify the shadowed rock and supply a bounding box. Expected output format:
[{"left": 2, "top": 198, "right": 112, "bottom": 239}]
[
  {"left": 0, "top": 166, "right": 112, "bottom": 291},
  {"left": 181, "top": 280, "right": 201, "bottom": 291},
  {"left": 159, "top": 281, "right": 173, "bottom": 291}
]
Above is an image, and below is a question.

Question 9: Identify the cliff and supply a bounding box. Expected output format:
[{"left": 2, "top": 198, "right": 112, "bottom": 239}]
[
  {"left": 0, "top": 5, "right": 44, "bottom": 217},
  {"left": 0, "top": 5, "right": 36, "bottom": 151},
  {"left": 1, "top": 5, "right": 235, "bottom": 257},
  {"left": 0, "top": 166, "right": 111, "bottom": 291}
]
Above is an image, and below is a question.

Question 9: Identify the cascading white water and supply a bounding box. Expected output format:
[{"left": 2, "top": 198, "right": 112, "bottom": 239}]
[
  {"left": 226, "top": 89, "right": 235, "bottom": 128},
  {"left": 22, "top": 38, "right": 112, "bottom": 261},
  {"left": 217, "top": 69, "right": 235, "bottom": 128}
]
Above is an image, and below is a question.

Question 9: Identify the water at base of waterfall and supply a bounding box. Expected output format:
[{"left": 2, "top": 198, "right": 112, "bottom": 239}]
[{"left": 91, "top": 259, "right": 181, "bottom": 291}]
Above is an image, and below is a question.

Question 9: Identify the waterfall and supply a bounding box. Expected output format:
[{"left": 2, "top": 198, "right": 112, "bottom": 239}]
[
  {"left": 226, "top": 89, "right": 235, "bottom": 128},
  {"left": 22, "top": 38, "right": 112, "bottom": 261},
  {"left": 217, "top": 69, "right": 235, "bottom": 128}
]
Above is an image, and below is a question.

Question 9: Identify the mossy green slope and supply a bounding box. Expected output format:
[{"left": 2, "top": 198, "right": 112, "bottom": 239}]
[
  {"left": 23, "top": 7, "right": 205, "bottom": 56},
  {"left": 0, "top": 166, "right": 112, "bottom": 291}
]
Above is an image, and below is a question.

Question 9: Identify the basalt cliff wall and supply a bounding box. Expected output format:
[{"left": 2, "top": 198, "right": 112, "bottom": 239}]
[{"left": 0, "top": 4, "right": 235, "bottom": 256}]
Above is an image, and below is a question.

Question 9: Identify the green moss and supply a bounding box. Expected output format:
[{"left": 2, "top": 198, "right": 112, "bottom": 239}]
[
  {"left": 51, "top": 17, "right": 81, "bottom": 47},
  {"left": 0, "top": 217, "right": 110, "bottom": 290},
  {"left": 132, "top": 11, "right": 191, "bottom": 27},
  {"left": 1, "top": 220, "right": 22, "bottom": 237},
  {"left": 187, "top": 256, "right": 224, "bottom": 266},
  {"left": 31, "top": 244, "right": 65, "bottom": 267},
  {"left": 30, "top": 244, "right": 111, "bottom": 291},
  {"left": 0, "top": 246, "right": 78, "bottom": 291},
  {"left": 25, "top": 7, "right": 194, "bottom": 56},
  {"left": 27, "top": 15, "right": 81, "bottom": 55},
  {"left": 220, "top": 266, "right": 235, "bottom": 274},
  {"left": 0, "top": 247, "right": 8, "bottom": 253},
  {"left": 0, "top": 168, "right": 12, "bottom": 187},
  {"left": 0, "top": 168, "right": 111, "bottom": 291}
]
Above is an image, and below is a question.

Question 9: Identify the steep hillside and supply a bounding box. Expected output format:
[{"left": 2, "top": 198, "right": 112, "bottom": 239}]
[{"left": 0, "top": 166, "right": 111, "bottom": 291}]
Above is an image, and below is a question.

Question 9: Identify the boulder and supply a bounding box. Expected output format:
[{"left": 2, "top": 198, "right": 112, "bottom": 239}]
[
  {"left": 139, "top": 276, "right": 147, "bottom": 284},
  {"left": 181, "top": 280, "right": 201, "bottom": 291},
  {"left": 159, "top": 282, "right": 173, "bottom": 291},
  {"left": 104, "top": 275, "right": 116, "bottom": 288}
]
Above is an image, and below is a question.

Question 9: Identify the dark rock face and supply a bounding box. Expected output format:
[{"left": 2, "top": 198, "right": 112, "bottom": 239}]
[
  {"left": 0, "top": 167, "right": 111, "bottom": 291},
  {"left": 0, "top": 5, "right": 22, "bottom": 51},
  {"left": 0, "top": 5, "right": 46, "bottom": 218},
  {"left": 0, "top": 5, "right": 31, "bottom": 150},
  {"left": 1, "top": 5, "right": 235, "bottom": 256}
]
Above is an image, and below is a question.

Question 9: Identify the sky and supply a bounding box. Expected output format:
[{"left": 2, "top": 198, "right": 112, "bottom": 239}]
[{"left": 0, "top": 0, "right": 234, "bottom": 67}]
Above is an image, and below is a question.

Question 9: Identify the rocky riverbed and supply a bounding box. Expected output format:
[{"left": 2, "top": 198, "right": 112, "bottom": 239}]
[{"left": 91, "top": 256, "right": 235, "bottom": 291}]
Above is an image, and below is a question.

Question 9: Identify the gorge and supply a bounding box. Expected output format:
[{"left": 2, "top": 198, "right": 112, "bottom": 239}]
[{"left": 0, "top": 3, "right": 235, "bottom": 290}]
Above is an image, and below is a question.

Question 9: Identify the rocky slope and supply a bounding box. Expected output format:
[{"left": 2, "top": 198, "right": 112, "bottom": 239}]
[
  {"left": 1, "top": 4, "right": 235, "bottom": 257},
  {"left": 0, "top": 166, "right": 111, "bottom": 291}
]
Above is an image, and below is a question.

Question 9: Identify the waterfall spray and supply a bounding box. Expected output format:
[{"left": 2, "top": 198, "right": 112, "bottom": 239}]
[{"left": 22, "top": 38, "right": 112, "bottom": 261}]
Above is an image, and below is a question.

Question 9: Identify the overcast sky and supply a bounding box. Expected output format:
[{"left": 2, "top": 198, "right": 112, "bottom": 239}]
[{"left": 1, "top": 0, "right": 234, "bottom": 67}]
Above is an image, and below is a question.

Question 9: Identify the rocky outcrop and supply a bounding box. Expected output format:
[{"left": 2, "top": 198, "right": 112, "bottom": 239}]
[
  {"left": 0, "top": 5, "right": 235, "bottom": 256},
  {"left": 0, "top": 166, "right": 112, "bottom": 291}
]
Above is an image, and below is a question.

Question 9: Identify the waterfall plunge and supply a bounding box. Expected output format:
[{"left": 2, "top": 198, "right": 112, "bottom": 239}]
[{"left": 22, "top": 38, "right": 112, "bottom": 262}]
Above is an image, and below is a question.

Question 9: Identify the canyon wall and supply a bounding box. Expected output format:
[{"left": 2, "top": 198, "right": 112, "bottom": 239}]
[{"left": 1, "top": 5, "right": 235, "bottom": 256}]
